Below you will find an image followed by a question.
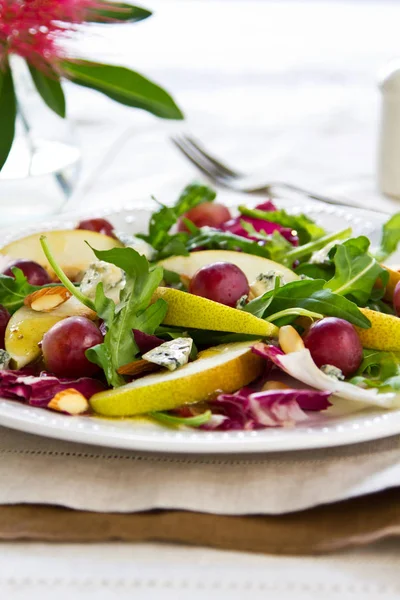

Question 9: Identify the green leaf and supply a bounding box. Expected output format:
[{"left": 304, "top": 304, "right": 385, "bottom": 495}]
[
  {"left": 0, "top": 66, "right": 16, "bottom": 171},
  {"left": 244, "top": 279, "right": 371, "bottom": 328},
  {"left": 349, "top": 349, "right": 400, "bottom": 392},
  {"left": 28, "top": 65, "right": 66, "bottom": 118},
  {"left": 187, "top": 229, "right": 272, "bottom": 258},
  {"left": 86, "top": 246, "right": 167, "bottom": 386},
  {"left": 85, "top": 2, "right": 152, "bottom": 23},
  {"left": 374, "top": 213, "right": 400, "bottom": 262},
  {"left": 294, "top": 263, "right": 334, "bottom": 281},
  {"left": 0, "top": 269, "right": 37, "bottom": 314},
  {"left": 238, "top": 206, "right": 326, "bottom": 244},
  {"left": 62, "top": 60, "right": 183, "bottom": 120},
  {"left": 150, "top": 410, "right": 212, "bottom": 428},
  {"left": 138, "top": 183, "right": 216, "bottom": 259},
  {"left": 325, "top": 237, "right": 389, "bottom": 306}
]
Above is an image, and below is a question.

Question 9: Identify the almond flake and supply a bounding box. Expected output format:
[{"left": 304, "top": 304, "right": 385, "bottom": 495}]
[
  {"left": 48, "top": 389, "right": 89, "bottom": 415},
  {"left": 24, "top": 286, "right": 71, "bottom": 312}
]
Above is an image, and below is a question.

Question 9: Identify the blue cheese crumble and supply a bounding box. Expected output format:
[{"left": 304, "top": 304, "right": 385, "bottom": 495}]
[
  {"left": 249, "top": 271, "right": 286, "bottom": 299},
  {"left": 142, "top": 338, "right": 193, "bottom": 371},
  {"left": 320, "top": 364, "right": 345, "bottom": 381},
  {"left": 0, "top": 350, "right": 10, "bottom": 370},
  {"left": 80, "top": 261, "right": 125, "bottom": 304}
]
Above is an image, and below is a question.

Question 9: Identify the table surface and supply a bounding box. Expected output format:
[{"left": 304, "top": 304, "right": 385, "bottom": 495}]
[{"left": 3, "top": 1, "right": 400, "bottom": 597}]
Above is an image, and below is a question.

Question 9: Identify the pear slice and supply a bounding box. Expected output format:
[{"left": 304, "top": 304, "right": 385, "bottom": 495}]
[
  {"left": 90, "top": 341, "right": 264, "bottom": 417},
  {"left": 356, "top": 308, "right": 400, "bottom": 351},
  {"left": 1, "top": 230, "right": 122, "bottom": 281},
  {"left": 152, "top": 287, "right": 278, "bottom": 337},
  {"left": 159, "top": 250, "right": 298, "bottom": 286},
  {"left": 5, "top": 297, "right": 96, "bottom": 369}
]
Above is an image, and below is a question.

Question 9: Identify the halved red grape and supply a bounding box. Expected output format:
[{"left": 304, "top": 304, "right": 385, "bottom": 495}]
[
  {"left": 178, "top": 202, "right": 231, "bottom": 232},
  {"left": 3, "top": 259, "right": 51, "bottom": 286},
  {"left": 394, "top": 281, "right": 400, "bottom": 317},
  {"left": 0, "top": 305, "right": 10, "bottom": 350},
  {"left": 42, "top": 317, "right": 103, "bottom": 378},
  {"left": 77, "top": 218, "right": 115, "bottom": 237},
  {"left": 189, "top": 262, "right": 249, "bottom": 307},
  {"left": 303, "top": 317, "right": 363, "bottom": 377}
]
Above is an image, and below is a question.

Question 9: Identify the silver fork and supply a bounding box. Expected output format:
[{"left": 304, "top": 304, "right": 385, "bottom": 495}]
[{"left": 171, "top": 134, "right": 363, "bottom": 210}]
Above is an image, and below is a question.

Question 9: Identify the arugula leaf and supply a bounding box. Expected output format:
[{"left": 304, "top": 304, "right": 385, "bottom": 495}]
[
  {"left": 294, "top": 263, "right": 334, "bottom": 281},
  {"left": 0, "top": 268, "right": 38, "bottom": 314},
  {"left": 374, "top": 213, "right": 400, "bottom": 262},
  {"left": 244, "top": 279, "right": 371, "bottom": 328},
  {"left": 238, "top": 206, "right": 326, "bottom": 244},
  {"left": 138, "top": 183, "right": 216, "bottom": 259},
  {"left": 325, "top": 237, "right": 389, "bottom": 305},
  {"left": 349, "top": 349, "right": 400, "bottom": 392},
  {"left": 150, "top": 410, "right": 212, "bottom": 428},
  {"left": 86, "top": 246, "right": 167, "bottom": 386}
]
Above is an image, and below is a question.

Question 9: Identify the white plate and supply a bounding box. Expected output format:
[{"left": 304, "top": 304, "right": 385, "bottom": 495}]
[{"left": 0, "top": 197, "right": 399, "bottom": 454}]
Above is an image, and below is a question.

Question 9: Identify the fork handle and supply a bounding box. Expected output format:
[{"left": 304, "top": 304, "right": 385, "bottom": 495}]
[{"left": 253, "top": 182, "right": 363, "bottom": 210}]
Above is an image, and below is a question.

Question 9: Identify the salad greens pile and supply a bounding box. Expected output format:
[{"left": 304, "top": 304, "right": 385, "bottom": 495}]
[{"left": 1, "top": 182, "right": 400, "bottom": 413}]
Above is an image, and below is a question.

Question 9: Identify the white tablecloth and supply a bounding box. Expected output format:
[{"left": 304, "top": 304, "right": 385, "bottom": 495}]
[{"left": 3, "top": 1, "right": 400, "bottom": 597}]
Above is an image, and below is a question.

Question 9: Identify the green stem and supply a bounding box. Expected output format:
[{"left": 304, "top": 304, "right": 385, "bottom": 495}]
[
  {"left": 40, "top": 235, "right": 96, "bottom": 312},
  {"left": 287, "top": 228, "right": 352, "bottom": 263},
  {"left": 150, "top": 410, "right": 212, "bottom": 428},
  {"left": 266, "top": 307, "right": 324, "bottom": 323}
]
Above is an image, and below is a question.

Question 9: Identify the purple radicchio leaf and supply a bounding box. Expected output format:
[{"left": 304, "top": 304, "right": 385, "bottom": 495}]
[
  {"left": 221, "top": 216, "right": 298, "bottom": 245},
  {"left": 0, "top": 371, "right": 105, "bottom": 408},
  {"left": 133, "top": 329, "right": 164, "bottom": 354}
]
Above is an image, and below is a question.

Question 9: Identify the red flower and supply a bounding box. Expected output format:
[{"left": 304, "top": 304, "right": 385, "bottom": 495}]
[{"left": 0, "top": 0, "right": 109, "bottom": 69}]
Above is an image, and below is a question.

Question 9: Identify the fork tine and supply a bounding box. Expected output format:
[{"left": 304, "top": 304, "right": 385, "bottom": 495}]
[
  {"left": 181, "top": 135, "right": 241, "bottom": 179},
  {"left": 171, "top": 135, "right": 233, "bottom": 183}
]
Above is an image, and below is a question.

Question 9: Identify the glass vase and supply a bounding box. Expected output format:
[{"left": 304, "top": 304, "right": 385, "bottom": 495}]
[{"left": 0, "top": 58, "right": 81, "bottom": 226}]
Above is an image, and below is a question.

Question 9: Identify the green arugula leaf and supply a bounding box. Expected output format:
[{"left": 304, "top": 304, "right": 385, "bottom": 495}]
[
  {"left": 28, "top": 64, "right": 66, "bottom": 118},
  {"left": 238, "top": 206, "right": 326, "bottom": 244},
  {"left": 244, "top": 279, "right": 371, "bottom": 328},
  {"left": 325, "top": 237, "right": 389, "bottom": 306},
  {"left": 86, "top": 246, "right": 167, "bottom": 386},
  {"left": 138, "top": 183, "right": 216, "bottom": 259},
  {"left": 85, "top": 2, "right": 152, "bottom": 23},
  {"left": 374, "top": 213, "right": 400, "bottom": 262},
  {"left": 294, "top": 263, "right": 334, "bottom": 281},
  {"left": 150, "top": 410, "right": 212, "bottom": 428},
  {"left": 0, "top": 269, "right": 38, "bottom": 314},
  {"left": 0, "top": 66, "right": 16, "bottom": 171},
  {"left": 349, "top": 349, "right": 400, "bottom": 392},
  {"left": 62, "top": 60, "right": 183, "bottom": 120}
]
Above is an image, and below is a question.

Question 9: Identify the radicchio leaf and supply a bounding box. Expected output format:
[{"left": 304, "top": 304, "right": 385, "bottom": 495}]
[
  {"left": 252, "top": 343, "right": 400, "bottom": 409},
  {"left": 0, "top": 371, "right": 105, "bottom": 408},
  {"left": 204, "top": 387, "right": 315, "bottom": 430}
]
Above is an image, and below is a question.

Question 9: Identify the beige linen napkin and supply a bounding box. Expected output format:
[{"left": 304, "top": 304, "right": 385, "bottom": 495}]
[{"left": 0, "top": 427, "right": 399, "bottom": 515}]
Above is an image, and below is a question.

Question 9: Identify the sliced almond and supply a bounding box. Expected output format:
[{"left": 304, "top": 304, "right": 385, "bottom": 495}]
[
  {"left": 48, "top": 389, "right": 89, "bottom": 415},
  {"left": 279, "top": 325, "right": 305, "bottom": 354},
  {"left": 25, "top": 286, "right": 71, "bottom": 312},
  {"left": 117, "top": 359, "right": 161, "bottom": 377}
]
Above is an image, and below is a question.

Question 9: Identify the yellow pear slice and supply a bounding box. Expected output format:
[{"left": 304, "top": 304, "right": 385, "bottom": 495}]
[
  {"left": 152, "top": 287, "right": 278, "bottom": 337},
  {"left": 90, "top": 341, "right": 264, "bottom": 417},
  {"left": 5, "top": 297, "right": 96, "bottom": 369},
  {"left": 357, "top": 308, "right": 400, "bottom": 351},
  {"left": 159, "top": 250, "right": 298, "bottom": 285},
  {"left": 1, "top": 230, "right": 122, "bottom": 281}
]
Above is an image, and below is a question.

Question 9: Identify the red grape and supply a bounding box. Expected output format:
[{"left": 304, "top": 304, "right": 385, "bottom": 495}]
[
  {"left": 42, "top": 317, "right": 103, "bottom": 378},
  {"left": 178, "top": 202, "right": 231, "bottom": 232},
  {"left": 189, "top": 262, "right": 249, "bottom": 307},
  {"left": 394, "top": 281, "right": 400, "bottom": 316},
  {"left": 3, "top": 259, "right": 51, "bottom": 286},
  {"left": 77, "top": 218, "right": 115, "bottom": 237},
  {"left": 0, "top": 305, "right": 10, "bottom": 350},
  {"left": 303, "top": 317, "right": 363, "bottom": 377}
]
